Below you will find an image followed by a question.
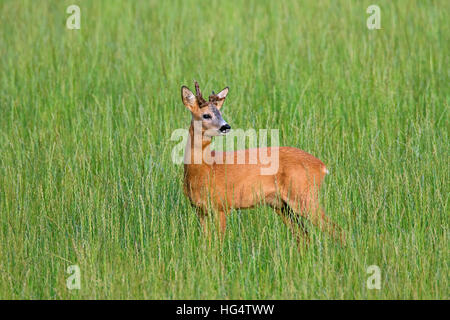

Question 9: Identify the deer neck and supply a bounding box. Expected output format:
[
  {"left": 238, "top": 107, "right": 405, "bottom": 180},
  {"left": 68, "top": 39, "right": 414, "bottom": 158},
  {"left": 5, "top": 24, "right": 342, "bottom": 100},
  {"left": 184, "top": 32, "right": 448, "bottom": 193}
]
[{"left": 184, "top": 121, "right": 213, "bottom": 167}]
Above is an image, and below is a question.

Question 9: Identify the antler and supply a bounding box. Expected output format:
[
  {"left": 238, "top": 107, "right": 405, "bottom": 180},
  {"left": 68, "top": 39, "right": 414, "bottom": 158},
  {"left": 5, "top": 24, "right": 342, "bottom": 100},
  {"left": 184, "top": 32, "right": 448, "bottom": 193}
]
[
  {"left": 194, "top": 81, "right": 224, "bottom": 106},
  {"left": 209, "top": 90, "right": 224, "bottom": 103},
  {"left": 194, "top": 81, "right": 207, "bottom": 107}
]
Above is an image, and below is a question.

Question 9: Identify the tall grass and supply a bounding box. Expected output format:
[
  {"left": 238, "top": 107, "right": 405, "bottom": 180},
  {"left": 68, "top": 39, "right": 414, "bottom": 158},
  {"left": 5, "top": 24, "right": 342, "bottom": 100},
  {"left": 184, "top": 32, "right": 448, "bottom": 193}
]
[{"left": 0, "top": 0, "right": 448, "bottom": 299}]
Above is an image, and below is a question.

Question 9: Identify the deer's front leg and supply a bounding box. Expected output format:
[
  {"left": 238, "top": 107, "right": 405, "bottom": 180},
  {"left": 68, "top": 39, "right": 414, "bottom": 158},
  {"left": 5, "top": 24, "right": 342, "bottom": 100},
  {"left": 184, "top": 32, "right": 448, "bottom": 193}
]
[
  {"left": 218, "top": 210, "right": 227, "bottom": 238},
  {"left": 196, "top": 206, "right": 227, "bottom": 240},
  {"left": 195, "top": 206, "right": 209, "bottom": 235}
]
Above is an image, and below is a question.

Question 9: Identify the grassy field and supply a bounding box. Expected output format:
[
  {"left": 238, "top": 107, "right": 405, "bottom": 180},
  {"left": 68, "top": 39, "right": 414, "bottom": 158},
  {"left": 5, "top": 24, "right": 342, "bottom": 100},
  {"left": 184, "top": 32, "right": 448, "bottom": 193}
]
[{"left": 0, "top": 0, "right": 448, "bottom": 299}]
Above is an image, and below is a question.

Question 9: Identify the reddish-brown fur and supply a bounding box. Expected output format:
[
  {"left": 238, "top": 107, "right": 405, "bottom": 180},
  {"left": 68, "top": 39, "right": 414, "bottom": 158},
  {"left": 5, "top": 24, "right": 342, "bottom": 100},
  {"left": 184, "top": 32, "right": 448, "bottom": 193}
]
[{"left": 181, "top": 82, "right": 345, "bottom": 246}]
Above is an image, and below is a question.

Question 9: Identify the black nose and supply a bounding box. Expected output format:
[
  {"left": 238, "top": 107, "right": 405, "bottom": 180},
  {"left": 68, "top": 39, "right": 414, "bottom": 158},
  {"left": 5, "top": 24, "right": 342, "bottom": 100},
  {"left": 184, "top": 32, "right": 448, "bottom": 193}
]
[{"left": 220, "top": 124, "right": 231, "bottom": 132}]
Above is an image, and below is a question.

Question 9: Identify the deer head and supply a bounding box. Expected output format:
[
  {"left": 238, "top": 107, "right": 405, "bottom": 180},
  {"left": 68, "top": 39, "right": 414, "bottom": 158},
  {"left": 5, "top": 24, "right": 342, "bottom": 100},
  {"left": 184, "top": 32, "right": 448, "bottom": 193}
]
[{"left": 181, "top": 81, "right": 230, "bottom": 136}]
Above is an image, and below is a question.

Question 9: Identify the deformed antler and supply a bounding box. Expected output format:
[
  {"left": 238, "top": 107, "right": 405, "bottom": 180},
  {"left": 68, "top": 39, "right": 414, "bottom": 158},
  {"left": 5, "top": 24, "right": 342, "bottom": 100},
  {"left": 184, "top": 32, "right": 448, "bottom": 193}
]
[
  {"left": 209, "top": 91, "right": 222, "bottom": 103},
  {"left": 194, "top": 81, "right": 207, "bottom": 107},
  {"left": 194, "top": 81, "right": 225, "bottom": 107}
]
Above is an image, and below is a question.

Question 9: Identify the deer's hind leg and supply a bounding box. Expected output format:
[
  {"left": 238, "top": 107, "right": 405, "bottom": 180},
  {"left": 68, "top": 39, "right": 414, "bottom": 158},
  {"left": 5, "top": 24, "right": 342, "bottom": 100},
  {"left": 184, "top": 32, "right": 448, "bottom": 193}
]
[
  {"left": 281, "top": 180, "right": 346, "bottom": 246},
  {"left": 286, "top": 194, "right": 345, "bottom": 245},
  {"left": 274, "top": 203, "right": 310, "bottom": 249},
  {"left": 266, "top": 192, "right": 309, "bottom": 248}
]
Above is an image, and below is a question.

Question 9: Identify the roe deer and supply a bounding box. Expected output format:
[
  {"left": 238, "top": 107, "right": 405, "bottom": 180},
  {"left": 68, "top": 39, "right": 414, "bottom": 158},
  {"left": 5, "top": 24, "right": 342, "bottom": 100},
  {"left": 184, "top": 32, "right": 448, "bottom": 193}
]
[{"left": 181, "top": 81, "right": 345, "bottom": 246}]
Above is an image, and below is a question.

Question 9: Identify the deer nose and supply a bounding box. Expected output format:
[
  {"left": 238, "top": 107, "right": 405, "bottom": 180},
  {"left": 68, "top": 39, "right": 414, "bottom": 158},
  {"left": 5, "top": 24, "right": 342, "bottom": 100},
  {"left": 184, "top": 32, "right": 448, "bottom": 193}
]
[{"left": 219, "top": 124, "right": 231, "bottom": 133}]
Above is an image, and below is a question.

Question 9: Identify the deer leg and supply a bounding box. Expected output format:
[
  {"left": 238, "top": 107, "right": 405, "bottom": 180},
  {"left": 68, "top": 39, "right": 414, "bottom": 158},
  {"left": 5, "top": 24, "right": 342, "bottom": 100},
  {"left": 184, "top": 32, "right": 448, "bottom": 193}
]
[
  {"left": 195, "top": 207, "right": 209, "bottom": 235},
  {"left": 284, "top": 192, "right": 346, "bottom": 246},
  {"left": 218, "top": 210, "right": 227, "bottom": 239},
  {"left": 195, "top": 207, "right": 216, "bottom": 250},
  {"left": 275, "top": 204, "right": 310, "bottom": 249},
  {"left": 312, "top": 207, "right": 346, "bottom": 246},
  {"left": 198, "top": 206, "right": 227, "bottom": 241}
]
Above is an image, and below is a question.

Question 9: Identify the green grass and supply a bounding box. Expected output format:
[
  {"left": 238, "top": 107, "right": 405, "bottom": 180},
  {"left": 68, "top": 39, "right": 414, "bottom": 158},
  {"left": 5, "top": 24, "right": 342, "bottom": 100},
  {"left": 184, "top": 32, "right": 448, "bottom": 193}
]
[{"left": 0, "top": 0, "right": 448, "bottom": 299}]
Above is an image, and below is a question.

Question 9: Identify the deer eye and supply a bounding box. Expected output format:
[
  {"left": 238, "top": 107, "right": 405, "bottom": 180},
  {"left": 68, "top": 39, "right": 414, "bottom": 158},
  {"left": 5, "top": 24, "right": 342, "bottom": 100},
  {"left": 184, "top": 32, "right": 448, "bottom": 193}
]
[{"left": 202, "top": 114, "right": 212, "bottom": 119}]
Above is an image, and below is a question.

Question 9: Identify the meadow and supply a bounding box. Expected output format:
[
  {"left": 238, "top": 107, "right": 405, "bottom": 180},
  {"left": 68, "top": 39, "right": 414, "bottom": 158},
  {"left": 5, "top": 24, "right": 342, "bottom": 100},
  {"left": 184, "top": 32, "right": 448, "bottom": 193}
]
[{"left": 0, "top": 0, "right": 448, "bottom": 299}]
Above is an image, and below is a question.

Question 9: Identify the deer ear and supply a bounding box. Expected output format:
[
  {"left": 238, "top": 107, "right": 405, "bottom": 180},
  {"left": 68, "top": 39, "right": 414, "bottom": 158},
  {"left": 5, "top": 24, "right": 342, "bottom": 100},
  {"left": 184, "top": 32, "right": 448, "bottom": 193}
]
[
  {"left": 215, "top": 87, "right": 229, "bottom": 109},
  {"left": 181, "top": 86, "right": 198, "bottom": 112}
]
